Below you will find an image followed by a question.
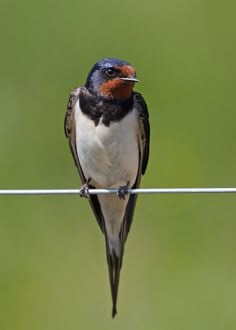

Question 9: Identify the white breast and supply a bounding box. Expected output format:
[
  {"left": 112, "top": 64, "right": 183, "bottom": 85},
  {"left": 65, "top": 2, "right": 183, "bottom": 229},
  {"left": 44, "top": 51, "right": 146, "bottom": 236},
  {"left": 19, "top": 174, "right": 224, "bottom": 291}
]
[{"left": 74, "top": 100, "right": 140, "bottom": 189}]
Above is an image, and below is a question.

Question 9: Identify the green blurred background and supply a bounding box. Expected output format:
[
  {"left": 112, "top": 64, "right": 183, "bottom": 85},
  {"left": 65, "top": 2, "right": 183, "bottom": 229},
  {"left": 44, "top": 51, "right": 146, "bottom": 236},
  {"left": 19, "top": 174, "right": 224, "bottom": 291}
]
[{"left": 0, "top": 0, "right": 236, "bottom": 329}]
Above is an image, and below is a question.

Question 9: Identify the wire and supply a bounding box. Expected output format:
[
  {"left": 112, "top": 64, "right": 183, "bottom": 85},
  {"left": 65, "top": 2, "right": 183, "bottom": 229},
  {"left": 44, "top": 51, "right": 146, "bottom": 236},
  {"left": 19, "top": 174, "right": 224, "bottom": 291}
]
[{"left": 0, "top": 188, "right": 236, "bottom": 195}]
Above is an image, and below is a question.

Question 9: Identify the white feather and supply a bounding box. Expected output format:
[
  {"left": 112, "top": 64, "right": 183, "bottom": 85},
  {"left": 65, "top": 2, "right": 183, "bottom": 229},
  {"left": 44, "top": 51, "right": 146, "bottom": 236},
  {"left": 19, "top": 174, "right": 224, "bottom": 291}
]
[{"left": 74, "top": 99, "right": 140, "bottom": 255}]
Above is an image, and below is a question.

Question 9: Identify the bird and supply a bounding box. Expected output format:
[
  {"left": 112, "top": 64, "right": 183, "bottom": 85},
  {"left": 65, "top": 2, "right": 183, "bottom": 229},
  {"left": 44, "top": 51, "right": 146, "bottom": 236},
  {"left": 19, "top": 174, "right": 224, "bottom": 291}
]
[{"left": 64, "top": 58, "right": 150, "bottom": 318}]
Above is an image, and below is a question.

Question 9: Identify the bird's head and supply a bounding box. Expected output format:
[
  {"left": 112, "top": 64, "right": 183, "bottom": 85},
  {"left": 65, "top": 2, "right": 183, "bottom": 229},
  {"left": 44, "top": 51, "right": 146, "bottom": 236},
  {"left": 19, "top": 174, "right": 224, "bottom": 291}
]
[{"left": 85, "top": 58, "right": 139, "bottom": 101}]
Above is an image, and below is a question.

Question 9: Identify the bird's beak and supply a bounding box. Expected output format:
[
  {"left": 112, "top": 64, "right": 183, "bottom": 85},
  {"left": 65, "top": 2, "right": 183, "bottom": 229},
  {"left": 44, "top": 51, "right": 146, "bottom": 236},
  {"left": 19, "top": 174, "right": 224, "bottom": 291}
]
[{"left": 119, "top": 77, "right": 139, "bottom": 83}]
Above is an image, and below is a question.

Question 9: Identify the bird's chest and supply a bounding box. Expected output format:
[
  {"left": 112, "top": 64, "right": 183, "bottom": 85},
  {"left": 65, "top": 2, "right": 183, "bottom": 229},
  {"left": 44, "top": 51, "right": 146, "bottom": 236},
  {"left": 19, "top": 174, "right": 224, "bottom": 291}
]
[{"left": 74, "top": 102, "right": 139, "bottom": 187}]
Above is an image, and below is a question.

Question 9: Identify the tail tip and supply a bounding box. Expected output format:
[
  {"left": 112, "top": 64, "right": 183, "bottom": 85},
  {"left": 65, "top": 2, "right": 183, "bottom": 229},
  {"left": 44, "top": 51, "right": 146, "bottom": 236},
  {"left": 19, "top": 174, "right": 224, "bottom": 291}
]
[{"left": 112, "top": 306, "right": 117, "bottom": 319}]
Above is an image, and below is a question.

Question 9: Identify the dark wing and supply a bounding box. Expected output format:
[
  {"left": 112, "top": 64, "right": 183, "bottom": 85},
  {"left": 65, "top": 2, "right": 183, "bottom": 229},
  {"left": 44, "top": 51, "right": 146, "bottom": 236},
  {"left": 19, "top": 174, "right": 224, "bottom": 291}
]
[
  {"left": 122, "top": 92, "right": 150, "bottom": 241},
  {"left": 134, "top": 92, "right": 150, "bottom": 175},
  {"left": 64, "top": 87, "right": 105, "bottom": 233}
]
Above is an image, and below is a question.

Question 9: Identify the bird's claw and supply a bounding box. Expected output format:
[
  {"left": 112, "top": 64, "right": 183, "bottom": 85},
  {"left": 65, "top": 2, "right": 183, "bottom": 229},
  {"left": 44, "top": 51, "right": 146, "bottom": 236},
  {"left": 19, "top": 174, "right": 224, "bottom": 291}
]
[
  {"left": 117, "top": 184, "right": 129, "bottom": 200},
  {"left": 79, "top": 182, "right": 90, "bottom": 198}
]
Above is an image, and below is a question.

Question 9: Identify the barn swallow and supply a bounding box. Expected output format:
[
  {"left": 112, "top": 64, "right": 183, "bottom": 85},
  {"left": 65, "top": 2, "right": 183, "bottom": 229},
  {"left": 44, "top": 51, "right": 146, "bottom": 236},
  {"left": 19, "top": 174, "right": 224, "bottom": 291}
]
[{"left": 64, "top": 58, "right": 150, "bottom": 318}]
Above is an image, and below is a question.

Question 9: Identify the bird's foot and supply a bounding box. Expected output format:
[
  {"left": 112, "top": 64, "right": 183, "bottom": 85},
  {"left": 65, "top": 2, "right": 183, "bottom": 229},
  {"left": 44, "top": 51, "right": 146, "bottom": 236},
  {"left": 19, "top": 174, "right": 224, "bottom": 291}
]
[
  {"left": 117, "top": 182, "right": 129, "bottom": 200},
  {"left": 79, "top": 179, "right": 91, "bottom": 198}
]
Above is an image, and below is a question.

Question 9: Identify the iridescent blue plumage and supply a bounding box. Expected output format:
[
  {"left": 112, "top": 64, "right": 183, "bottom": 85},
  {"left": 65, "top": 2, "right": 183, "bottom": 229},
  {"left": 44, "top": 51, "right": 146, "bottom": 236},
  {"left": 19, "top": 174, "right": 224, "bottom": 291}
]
[{"left": 85, "top": 58, "right": 131, "bottom": 90}]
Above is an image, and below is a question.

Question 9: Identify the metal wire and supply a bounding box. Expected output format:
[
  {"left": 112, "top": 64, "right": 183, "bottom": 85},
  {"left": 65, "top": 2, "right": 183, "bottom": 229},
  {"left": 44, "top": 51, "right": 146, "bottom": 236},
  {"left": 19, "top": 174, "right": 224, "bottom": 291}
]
[{"left": 0, "top": 188, "right": 236, "bottom": 195}]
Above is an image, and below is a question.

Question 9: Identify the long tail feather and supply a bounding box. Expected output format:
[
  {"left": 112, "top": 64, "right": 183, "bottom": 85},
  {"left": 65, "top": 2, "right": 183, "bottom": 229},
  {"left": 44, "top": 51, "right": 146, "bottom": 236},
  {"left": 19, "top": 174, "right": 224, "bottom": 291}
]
[
  {"left": 103, "top": 196, "right": 134, "bottom": 318},
  {"left": 104, "top": 230, "right": 124, "bottom": 318}
]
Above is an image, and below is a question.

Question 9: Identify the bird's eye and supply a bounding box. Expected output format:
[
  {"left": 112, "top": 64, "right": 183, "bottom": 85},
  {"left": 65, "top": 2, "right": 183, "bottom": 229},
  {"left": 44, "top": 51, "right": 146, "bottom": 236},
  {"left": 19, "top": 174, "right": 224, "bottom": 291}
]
[{"left": 105, "top": 68, "right": 116, "bottom": 77}]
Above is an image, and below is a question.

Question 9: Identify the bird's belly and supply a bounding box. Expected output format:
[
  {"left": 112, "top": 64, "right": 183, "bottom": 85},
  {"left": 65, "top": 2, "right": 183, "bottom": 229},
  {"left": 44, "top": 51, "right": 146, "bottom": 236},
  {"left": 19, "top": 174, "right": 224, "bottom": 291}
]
[{"left": 75, "top": 106, "right": 139, "bottom": 188}]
